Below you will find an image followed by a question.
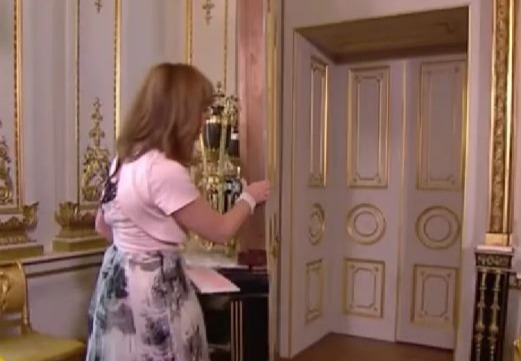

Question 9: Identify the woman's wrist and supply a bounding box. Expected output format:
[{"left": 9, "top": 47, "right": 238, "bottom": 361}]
[{"left": 237, "top": 192, "right": 256, "bottom": 214}]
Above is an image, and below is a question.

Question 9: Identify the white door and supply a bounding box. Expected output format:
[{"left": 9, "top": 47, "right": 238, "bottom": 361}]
[
  {"left": 329, "top": 60, "right": 404, "bottom": 341},
  {"left": 279, "top": 33, "right": 334, "bottom": 355},
  {"left": 396, "top": 55, "right": 467, "bottom": 349}
]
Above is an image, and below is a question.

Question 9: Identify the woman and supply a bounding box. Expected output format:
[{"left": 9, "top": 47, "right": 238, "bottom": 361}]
[{"left": 86, "top": 63, "right": 271, "bottom": 361}]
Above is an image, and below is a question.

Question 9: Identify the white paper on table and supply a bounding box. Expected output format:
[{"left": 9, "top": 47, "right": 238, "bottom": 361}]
[{"left": 186, "top": 266, "right": 240, "bottom": 294}]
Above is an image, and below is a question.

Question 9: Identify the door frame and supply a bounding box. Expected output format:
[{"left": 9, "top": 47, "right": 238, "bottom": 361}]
[{"left": 272, "top": 2, "right": 496, "bottom": 360}]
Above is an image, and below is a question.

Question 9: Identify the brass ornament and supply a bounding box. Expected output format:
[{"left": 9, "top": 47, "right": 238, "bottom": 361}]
[
  {"left": 0, "top": 120, "right": 14, "bottom": 206},
  {"left": 81, "top": 98, "right": 111, "bottom": 204},
  {"left": 188, "top": 83, "right": 241, "bottom": 257},
  {"left": 0, "top": 203, "right": 38, "bottom": 246},
  {"left": 54, "top": 201, "right": 98, "bottom": 239}
]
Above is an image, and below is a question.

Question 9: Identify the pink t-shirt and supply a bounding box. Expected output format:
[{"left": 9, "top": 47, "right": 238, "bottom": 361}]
[{"left": 102, "top": 150, "right": 200, "bottom": 252}]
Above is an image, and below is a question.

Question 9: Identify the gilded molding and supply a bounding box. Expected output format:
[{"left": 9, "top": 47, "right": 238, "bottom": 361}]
[
  {"left": 346, "top": 204, "right": 386, "bottom": 245},
  {"left": 305, "top": 259, "right": 324, "bottom": 323},
  {"left": 184, "top": 0, "right": 230, "bottom": 91},
  {"left": 94, "top": 0, "right": 102, "bottom": 13},
  {"left": 202, "top": 0, "right": 214, "bottom": 24},
  {"left": 81, "top": 98, "right": 110, "bottom": 204},
  {"left": 415, "top": 206, "right": 461, "bottom": 250},
  {"left": 0, "top": 0, "right": 41, "bottom": 256},
  {"left": 308, "top": 56, "right": 328, "bottom": 188},
  {"left": 0, "top": 0, "right": 23, "bottom": 212},
  {"left": 514, "top": 338, "right": 521, "bottom": 361},
  {"left": 0, "top": 120, "right": 15, "bottom": 206},
  {"left": 53, "top": 202, "right": 106, "bottom": 252},
  {"left": 0, "top": 203, "right": 38, "bottom": 246},
  {"left": 346, "top": 66, "right": 390, "bottom": 188},
  {"left": 487, "top": 0, "right": 515, "bottom": 244},
  {"left": 476, "top": 252, "right": 512, "bottom": 269},
  {"left": 53, "top": 0, "right": 121, "bottom": 250},
  {"left": 308, "top": 203, "right": 325, "bottom": 246}
]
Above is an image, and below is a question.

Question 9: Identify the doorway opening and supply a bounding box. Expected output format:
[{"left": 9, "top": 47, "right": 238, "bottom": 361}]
[{"left": 283, "top": 6, "right": 469, "bottom": 360}]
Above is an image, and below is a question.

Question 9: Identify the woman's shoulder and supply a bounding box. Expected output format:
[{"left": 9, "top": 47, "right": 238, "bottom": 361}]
[{"left": 145, "top": 150, "right": 191, "bottom": 180}]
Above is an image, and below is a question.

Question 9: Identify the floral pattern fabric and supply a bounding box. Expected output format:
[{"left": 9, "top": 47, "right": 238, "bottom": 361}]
[{"left": 86, "top": 245, "right": 209, "bottom": 361}]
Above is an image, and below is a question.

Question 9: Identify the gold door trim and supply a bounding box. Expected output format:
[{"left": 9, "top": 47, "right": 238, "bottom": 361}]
[
  {"left": 342, "top": 258, "right": 385, "bottom": 319},
  {"left": 308, "top": 56, "right": 329, "bottom": 188},
  {"left": 415, "top": 206, "right": 461, "bottom": 250},
  {"left": 346, "top": 66, "right": 390, "bottom": 189},
  {"left": 346, "top": 203, "right": 386, "bottom": 245},
  {"left": 417, "top": 60, "right": 467, "bottom": 191},
  {"left": 308, "top": 203, "right": 325, "bottom": 246},
  {"left": 305, "top": 259, "right": 324, "bottom": 324}
]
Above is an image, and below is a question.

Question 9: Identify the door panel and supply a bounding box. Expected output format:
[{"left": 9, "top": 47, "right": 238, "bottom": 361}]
[
  {"left": 287, "top": 33, "right": 333, "bottom": 355},
  {"left": 330, "top": 61, "right": 404, "bottom": 341},
  {"left": 396, "top": 55, "right": 467, "bottom": 349}
]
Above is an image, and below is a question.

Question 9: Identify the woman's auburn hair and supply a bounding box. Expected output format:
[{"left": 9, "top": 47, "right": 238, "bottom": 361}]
[{"left": 117, "top": 63, "right": 214, "bottom": 166}]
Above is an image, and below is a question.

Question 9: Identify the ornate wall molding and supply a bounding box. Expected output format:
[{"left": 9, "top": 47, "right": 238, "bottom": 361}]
[
  {"left": 53, "top": 0, "right": 122, "bottom": 252},
  {"left": 0, "top": 0, "right": 43, "bottom": 258},
  {"left": 486, "top": 0, "right": 516, "bottom": 246},
  {"left": 184, "top": 0, "right": 236, "bottom": 94}
]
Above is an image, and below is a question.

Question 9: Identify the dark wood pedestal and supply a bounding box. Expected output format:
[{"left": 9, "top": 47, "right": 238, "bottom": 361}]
[
  {"left": 196, "top": 268, "right": 269, "bottom": 361},
  {"left": 470, "top": 246, "right": 514, "bottom": 361}
]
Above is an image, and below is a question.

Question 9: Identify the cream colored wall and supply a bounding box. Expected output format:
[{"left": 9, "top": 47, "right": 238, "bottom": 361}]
[
  {"left": 0, "top": 0, "right": 238, "bottom": 340},
  {"left": 279, "top": 0, "right": 493, "bottom": 359}
]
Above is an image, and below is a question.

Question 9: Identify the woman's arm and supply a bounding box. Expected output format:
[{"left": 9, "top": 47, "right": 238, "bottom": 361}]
[
  {"left": 173, "top": 180, "right": 270, "bottom": 244},
  {"left": 173, "top": 197, "right": 251, "bottom": 244},
  {"left": 95, "top": 208, "right": 112, "bottom": 241}
]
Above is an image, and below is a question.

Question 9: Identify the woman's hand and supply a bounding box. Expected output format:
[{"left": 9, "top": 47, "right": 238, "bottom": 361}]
[{"left": 244, "top": 180, "right": 271, "bottom": 204}]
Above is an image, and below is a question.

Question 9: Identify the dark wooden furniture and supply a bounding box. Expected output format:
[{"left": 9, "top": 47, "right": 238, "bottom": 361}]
[{"left": 196, "top": 267, "right": 269, "bottom": 361}]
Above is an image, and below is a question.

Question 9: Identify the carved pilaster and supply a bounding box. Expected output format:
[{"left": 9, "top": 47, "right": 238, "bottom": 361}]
[
  {"left": 485, "top": 0, "right": 516, "bottom": 246},
  {"left": 471, "top": 246, "right": 513, "bottom": 361}
]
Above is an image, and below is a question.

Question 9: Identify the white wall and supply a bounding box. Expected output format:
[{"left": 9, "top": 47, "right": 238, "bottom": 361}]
[
  {"left": 279, "top": 0, "right": 493, "bottom": 360},
  {"left": 0, "top": 0, "right": 237, "bottom": 339}
]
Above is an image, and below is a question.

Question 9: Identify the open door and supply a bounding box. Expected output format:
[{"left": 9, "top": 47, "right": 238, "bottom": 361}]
[{"left": 265, "top": 0, "right": 281, "bottom": 360}]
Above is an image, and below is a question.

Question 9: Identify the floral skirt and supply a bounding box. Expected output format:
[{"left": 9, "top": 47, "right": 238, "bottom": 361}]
[{"left": 86, "top": 245, "right": 209, "bottom": 361}]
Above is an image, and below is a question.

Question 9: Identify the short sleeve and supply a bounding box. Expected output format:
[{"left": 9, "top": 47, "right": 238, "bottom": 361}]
[{"left": 147, "top": 158, "right": 200, "bottom": 215}]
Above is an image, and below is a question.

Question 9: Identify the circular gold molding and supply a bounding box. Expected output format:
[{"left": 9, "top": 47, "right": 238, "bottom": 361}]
[
  {"left": 346, "top": 204, "right": 386, "bottom": 245},
  {"left": 416, "top": 206, "right": 461, "bottom": 249},
  {"left": 308, "top": 203, "right": 325, "bottom": 246}
]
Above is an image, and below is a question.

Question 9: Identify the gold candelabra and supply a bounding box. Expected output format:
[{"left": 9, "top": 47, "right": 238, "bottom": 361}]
[{"left": 190, "top": 83, "right": 242, "bottom": 257}]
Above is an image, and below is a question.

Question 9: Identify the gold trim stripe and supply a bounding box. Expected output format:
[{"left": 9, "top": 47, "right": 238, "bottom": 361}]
[
  {"left": 487, "top": 0, "right": 515, "bottom": 243},
  {"left": 185, "top": 0, "right": 193, "bottom": 64},
  {"left": 14, "top": 0, "right": 22, "bottom": 209},
  {"left": 0, "top": 0, "right": 24, "bottom": 213},
  {"left": 113, "top": 0, "right": 121, "bottom": 139}
]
